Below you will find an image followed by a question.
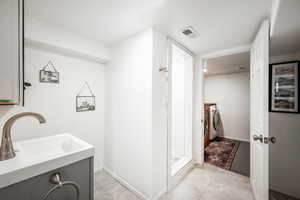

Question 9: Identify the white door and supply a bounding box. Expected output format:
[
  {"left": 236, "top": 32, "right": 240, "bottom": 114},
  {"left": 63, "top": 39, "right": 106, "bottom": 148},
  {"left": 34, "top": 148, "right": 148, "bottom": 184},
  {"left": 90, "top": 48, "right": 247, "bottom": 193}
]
[{"left": 250, "top": 20, "right": 270, "bottom": 200}]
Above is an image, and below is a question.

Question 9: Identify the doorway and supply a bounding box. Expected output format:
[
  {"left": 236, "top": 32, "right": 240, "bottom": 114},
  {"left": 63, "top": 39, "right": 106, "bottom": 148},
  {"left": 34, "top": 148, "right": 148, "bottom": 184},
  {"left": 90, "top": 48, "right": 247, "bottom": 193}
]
[{"left": 202, "top": 52, "right": 251, "bottom": 177}]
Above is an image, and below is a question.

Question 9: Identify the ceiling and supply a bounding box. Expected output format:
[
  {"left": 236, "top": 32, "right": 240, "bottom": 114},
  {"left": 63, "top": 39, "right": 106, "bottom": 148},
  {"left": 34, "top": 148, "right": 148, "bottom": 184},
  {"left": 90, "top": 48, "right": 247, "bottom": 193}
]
[
  {"left": 205, "top": 52, "right": 250, "bottom": 76},
  {"left": 25, "top": 0, "right": 272, "bottom": 55},
  {"left": 270, "top": 0, "right": 300, "bottom": 56}
]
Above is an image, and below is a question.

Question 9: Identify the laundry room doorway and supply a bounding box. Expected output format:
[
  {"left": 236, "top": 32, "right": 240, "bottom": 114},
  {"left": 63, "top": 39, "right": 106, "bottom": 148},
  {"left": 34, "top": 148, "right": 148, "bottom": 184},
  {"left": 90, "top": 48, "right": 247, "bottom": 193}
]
[{"left": 202, "top": 51, "right": 251, "bottom": 177}]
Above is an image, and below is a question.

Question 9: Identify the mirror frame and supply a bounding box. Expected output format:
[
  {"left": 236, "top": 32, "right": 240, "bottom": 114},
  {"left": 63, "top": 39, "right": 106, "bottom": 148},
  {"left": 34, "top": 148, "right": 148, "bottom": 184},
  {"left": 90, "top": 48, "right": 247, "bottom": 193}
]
[{"left": 19, "top": 0, "right": 24, "bottom": 106}]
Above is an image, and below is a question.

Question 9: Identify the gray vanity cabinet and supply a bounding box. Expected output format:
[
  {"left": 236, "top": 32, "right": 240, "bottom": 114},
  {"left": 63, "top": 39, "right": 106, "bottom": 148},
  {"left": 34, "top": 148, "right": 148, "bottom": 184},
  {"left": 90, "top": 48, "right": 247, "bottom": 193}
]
[
  {"left": 0, "top": 0, "right": 24, "bottom": 105},
  {"left": 0, "top": 158, "right": 94, "bottom": 200}
]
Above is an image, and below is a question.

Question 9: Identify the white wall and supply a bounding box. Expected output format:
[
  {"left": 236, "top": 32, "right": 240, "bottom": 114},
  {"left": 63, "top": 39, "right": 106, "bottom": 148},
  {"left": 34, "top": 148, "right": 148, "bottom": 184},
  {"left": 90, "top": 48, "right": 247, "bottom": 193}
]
[
  {"left": 152, "top": 30, "right": 168, "bottom": 198},
  {"left": 204, "top": 72, "right": 250, "bottom": 141},
  {"left": 105, "top": 29, "right": 153, "bottom": 199},
  {"left": 105, "top": 29, "right": 167, "bottom": 199},
  {"left": 269, "top": 112, "right": 300, "bottom": 198},
  {"left": 0, "top": 47, "right": 106, "bottom": 172},
  {"left": 25, "top": 18, "right": 111, "bottom": 63},
  {"left": 269, "top": 52, "right": 300, "bottom": 199}
]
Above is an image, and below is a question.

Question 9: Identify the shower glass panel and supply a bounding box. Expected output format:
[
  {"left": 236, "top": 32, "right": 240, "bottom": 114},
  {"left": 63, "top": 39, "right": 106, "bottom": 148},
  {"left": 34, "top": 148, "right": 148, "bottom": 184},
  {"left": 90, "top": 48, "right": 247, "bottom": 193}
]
[{"left": 170, "top": 44, "right": 193, "bottom": 175}]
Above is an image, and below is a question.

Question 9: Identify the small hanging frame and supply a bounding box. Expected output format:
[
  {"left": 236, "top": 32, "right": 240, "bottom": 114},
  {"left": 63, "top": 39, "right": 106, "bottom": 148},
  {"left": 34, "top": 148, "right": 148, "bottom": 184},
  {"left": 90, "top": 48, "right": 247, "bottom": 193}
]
[
  {"left": 39, "top": 61, "right": 60, "bottom": 83},
  {"left": 76, "top": 82, "right": 96, "bottom": 112}
]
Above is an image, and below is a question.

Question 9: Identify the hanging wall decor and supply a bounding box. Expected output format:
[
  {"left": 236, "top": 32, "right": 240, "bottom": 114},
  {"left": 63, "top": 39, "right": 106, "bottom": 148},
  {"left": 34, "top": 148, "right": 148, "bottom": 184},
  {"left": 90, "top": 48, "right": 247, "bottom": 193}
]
[
  {"left": 39, "top": 61, "right": 59, "bottom": 83},
  {"left": 76, "top": 82, "right": 96, "bottom": 112},
  {"left": 269, "top": 61, "right": 299, "bottom": 113}
]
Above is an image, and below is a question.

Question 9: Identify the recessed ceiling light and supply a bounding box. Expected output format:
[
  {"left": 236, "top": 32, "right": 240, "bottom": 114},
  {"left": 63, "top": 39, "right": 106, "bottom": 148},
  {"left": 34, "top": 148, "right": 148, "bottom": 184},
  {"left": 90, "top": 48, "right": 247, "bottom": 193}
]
[
  {"left": 203, "top": 68, "right": 208, "bottom": 73},
  {"left": 181, "top": 26, "right": 199, "bottom": 39}
]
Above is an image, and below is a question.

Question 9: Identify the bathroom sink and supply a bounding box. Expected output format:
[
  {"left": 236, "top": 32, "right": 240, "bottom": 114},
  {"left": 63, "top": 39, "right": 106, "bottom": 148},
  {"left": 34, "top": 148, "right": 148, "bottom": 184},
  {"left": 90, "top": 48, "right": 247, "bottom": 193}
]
[{"left": 0, "top": 133, "right": 94, "bottom": 188}]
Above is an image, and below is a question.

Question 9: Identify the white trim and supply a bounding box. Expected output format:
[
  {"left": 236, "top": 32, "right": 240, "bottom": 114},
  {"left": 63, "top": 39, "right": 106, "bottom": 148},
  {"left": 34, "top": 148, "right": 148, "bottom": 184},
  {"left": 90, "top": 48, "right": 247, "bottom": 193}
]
[
  {"left": 168, "top": 160, "right": 195, "bottom": 191},
  {"left": 24, "top": 38, "right": 110, "bottom": 64},
  {"left": 270, "top": 0, "right": 281, "bottom": 37},
  {"left": 193, "top": 57, "right": 205, "bottom": 165},
  {"left": 103, "top": 167, "right": 148, "bottom": 200},
  {"left": 200, "top": 44, "right": 251, "bottom": 60},
  {"left": 167, "top": 37, "right": 194, "bottom": 56},
  {"left": 167, "top": 38, "right": 173, "bottom": 191},
  {"left": 152, "top": 187, "right": 167, "bottom": 200},
  {"left": 171, "top": 157, "right": 192, "bottom": 176},
  {"left": 223, "top": 136, "right": 250, "bottom": 143},
  {"left": 103, "top": 167, "right": 167, "bottom": 200}
]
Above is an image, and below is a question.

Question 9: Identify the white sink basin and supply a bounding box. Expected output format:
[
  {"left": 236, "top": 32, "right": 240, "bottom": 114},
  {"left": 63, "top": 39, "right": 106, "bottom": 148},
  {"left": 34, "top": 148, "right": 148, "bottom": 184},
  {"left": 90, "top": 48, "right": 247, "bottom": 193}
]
[{"left": 0, "top": 133, "right": 94, "bottom": 188}]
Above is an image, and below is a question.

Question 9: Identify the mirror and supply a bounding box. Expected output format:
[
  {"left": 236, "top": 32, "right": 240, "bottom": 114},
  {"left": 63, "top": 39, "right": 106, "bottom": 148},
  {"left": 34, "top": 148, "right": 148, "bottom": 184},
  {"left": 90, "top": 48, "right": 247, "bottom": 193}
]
[
  {"left": 0, "top": 0, "right": 23, "bottom": 105},
  {"left": 269, "top": 0, "right": 300, "bottom": 199}
]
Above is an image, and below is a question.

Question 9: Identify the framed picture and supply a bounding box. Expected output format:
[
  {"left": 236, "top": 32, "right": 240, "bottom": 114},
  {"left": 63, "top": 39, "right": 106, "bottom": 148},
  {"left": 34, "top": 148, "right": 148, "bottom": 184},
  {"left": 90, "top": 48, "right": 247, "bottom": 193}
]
[
  {"left": 39, "top": 61, "right": 59, "bottom": 83},
  {"left": 76, "top": 81, "right": 96, "bottom": 112},
  {"left": 40, "top": 70, "right": 59, "bottom": 83},
  {"left": 76, "top": 95, "right": 96, "bottom": 112},
  {"left": 269, "top": 61, "right": 299, "bottom": 113}
]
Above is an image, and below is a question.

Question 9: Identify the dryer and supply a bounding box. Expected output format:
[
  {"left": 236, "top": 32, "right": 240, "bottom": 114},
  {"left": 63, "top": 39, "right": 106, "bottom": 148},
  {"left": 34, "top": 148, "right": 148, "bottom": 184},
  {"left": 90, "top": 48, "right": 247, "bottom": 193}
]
[{"left": 209, "top": 105, "right": 221, "bottom": 140}]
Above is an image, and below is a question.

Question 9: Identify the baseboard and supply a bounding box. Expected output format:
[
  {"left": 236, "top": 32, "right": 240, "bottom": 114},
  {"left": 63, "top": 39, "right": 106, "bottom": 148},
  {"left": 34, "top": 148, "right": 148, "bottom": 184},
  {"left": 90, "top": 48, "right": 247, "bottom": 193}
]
[
  {"left": 94, "top": 166, "right": 103, "bottom": 173},
  {"left": 269, "top": 184, "right": 300, "bottom": 199},
  {"left": 223, "top": 136, "right": 250, "bottom": 143},
  {"left": 194, "top": 157, "right": 204, "bottom": 165},
  {"left": 194, "top": 162, "right": 204, "bottom": 168},
  {"left": 168, "top": 159, "right": 195, "bottom": 191},
  {"left": 152, "top": 187, "right": 167, "bottom": 200},
  {"left": 103, "top": 167, "right": 148, "bottom": 200},
  {"left": 103, "top": 167, "right": 168, "bottom": 200}
]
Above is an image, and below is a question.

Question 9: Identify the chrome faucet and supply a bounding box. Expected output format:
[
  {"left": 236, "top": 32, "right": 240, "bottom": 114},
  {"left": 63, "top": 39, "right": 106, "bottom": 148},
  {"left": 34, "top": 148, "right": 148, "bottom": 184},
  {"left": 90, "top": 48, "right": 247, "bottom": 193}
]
[{"left": 0, "top": 112, "right": 46, "bottom": 161}]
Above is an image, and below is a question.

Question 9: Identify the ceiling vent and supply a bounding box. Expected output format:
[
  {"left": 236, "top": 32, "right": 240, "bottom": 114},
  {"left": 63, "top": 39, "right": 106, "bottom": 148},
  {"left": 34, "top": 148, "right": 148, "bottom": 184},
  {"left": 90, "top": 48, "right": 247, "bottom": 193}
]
[{"left": 181, "top": 26, "right": 199, "bottom": 39}]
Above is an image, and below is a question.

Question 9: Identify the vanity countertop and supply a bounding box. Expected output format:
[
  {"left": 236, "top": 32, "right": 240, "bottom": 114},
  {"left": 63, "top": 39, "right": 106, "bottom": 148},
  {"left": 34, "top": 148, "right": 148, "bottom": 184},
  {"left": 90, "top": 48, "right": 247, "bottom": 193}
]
[{"left": 0, "top": 133, "right": 94, "bottom": 188}]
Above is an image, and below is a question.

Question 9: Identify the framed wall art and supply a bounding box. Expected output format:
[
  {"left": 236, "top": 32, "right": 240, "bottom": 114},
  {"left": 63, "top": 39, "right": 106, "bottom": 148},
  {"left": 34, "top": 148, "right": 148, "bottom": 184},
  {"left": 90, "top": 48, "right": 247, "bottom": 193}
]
[
  {"left": 76, "top": 82, "right": 96, "bottom": 112},
  {"left": 269, "top": 61, "right": 299, "bottom": 113},
  {"left": 39, "top": 61, "right": 59, "bottom": 83}
]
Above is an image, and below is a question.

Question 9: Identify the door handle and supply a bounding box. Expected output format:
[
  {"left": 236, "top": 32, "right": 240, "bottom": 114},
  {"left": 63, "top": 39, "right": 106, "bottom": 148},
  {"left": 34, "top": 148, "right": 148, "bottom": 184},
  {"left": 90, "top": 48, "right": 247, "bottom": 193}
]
[
  {"left": 253, "top": 135, "right": 263, "bottom": 143},
  {"left": 264, "top": 136, "right": 276, "bottom": 144}
]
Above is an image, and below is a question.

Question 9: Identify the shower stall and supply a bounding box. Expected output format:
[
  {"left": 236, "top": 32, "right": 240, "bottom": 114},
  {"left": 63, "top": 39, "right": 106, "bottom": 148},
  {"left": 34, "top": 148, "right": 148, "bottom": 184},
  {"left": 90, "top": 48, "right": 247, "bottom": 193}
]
[{"left": 168, "top": 40, "right": 194, "bottom": 177}]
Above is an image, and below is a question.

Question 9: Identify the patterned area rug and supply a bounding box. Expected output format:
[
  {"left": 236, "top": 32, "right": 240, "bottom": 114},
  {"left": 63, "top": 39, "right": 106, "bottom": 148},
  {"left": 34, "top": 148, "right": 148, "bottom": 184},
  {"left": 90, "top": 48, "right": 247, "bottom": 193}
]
[{"left": 204, "top": 137, "right": 240, "bottom": 170}]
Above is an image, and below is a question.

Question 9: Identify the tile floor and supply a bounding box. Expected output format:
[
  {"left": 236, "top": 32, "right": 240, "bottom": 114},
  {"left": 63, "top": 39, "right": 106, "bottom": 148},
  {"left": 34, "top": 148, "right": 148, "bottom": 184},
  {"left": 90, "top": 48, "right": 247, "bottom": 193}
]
[
  {"left": 94, "top": 164, "right": 254, "bottom": 200},
  {"left": 94, "top": 170, "right": 140, "bottom": 200}
]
